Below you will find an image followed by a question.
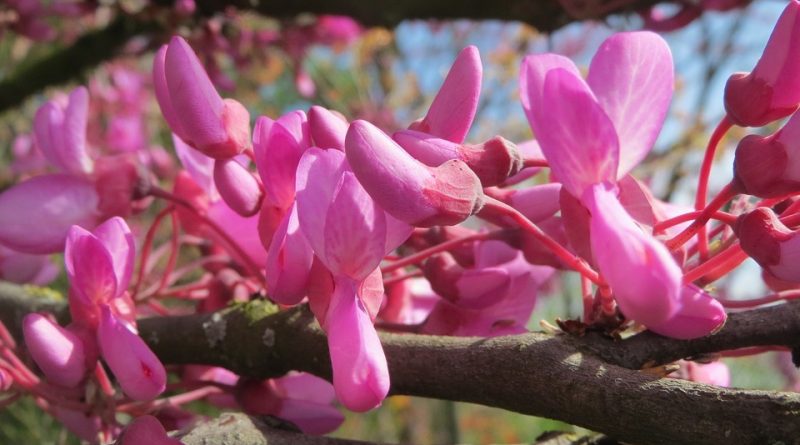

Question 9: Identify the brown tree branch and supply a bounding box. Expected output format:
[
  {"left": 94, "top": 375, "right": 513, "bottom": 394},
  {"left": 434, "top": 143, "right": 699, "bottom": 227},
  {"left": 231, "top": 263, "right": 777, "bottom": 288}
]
[{"left": 2, "top": 282, "right": 799, "bottom": 445}]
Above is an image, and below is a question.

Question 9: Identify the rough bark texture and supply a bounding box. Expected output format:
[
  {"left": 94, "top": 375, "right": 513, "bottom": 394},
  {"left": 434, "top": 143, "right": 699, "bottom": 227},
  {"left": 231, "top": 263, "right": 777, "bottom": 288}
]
[
  {"left": 2, "top": 282, "right": 797, "bottom": 445},
  {"left": 0, "top": 0, "right": 668, "bottom": 113}
]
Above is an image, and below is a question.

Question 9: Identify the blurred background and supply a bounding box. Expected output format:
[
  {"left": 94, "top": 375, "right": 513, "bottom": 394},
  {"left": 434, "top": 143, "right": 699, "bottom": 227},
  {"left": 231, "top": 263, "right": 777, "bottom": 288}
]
[{"left": 0, "top": 1, "right": 793, "bottom": 443}]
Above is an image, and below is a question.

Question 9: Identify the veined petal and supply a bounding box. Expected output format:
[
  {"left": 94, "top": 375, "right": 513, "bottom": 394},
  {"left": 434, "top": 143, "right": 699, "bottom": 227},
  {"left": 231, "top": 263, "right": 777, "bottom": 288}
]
[
  {"left": 519, "top": 54, "right": 580, "bottom": 137},
  {"left": 295, "top": 148, "right": 348, "bottom": 262},
  {"left": 411, "top": 46, "right": 482, "bottom": 143},
  {"left": 587, "top": 32, "right": 674, "bottom": 177},
  {"left": 98, "top": 306, "right": 166, "bottom": 400},
  {"left": 325, "top": 277, "right": 389, "bottom": 412},
  {"left": 585, "top": 183, "right": 681, "bottom": 327},
  {"left": 259, "top": 111, "right": 310, "bottom": 208},
  {"left": 323, "top": 172, "right": 387, "bottom": 281},
  {"left": 0, "top": 175, "right": 99, "bottom": 254},
  {"left": 153, "top": 45, "right": 187, "bottom": 141},
  {"left": 537, "top": 68, "right": 619, "bottom": 197},
  {"left": 92, "top": 217, "right": 135, "bottom": 297}
]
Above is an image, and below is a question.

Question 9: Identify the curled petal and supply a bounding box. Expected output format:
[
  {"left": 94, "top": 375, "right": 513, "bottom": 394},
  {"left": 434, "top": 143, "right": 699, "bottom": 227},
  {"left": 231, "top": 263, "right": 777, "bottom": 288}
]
[
  {"left": 520, "top": 54, "right": 581, "bottom": 138},
  {"left": 648, "top": 285, "right": 726, "bottom": 339},
  {"left": 115, "top": 415, "right": 183, "bottom": 445},
  {"left": 0, "top": 174, "right": 99, "bottom": 254},
  {"left": 586, "top": 184, "right": 681, "bottom": 327},
  {"left": 98, "top": 306, "right": 166, "bottom": 400},
  {"left": 65, "top": 225, "right": 117, "bottom": 304},
  {"left": 325, "top": 277, "right": 389, "bottom": 412},
  {"left": 92, "top": 217, "right": 135, "bottom": 296},
  {"left": 309, "top": 105, "right": 348, "bottom": 150},
  {"left": 266, "top": 203, "right": 314, "bottom": 305},
  {"left": 256, "top": 111, "right": 310, "bottom": 208}
]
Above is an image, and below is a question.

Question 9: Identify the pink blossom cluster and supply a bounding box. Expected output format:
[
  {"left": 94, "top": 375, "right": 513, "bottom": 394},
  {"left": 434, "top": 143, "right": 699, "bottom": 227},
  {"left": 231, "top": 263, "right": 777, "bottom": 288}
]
[{"left": 4, "top": 1, "right": 800, "bottom": 441}]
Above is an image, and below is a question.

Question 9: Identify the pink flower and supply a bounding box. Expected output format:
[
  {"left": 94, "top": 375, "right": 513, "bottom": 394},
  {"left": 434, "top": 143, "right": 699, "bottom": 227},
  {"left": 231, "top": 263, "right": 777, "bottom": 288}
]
[
  {"left": 153, "top": 36, "right": 251, "bottom": 159},
  {"left": 253, "top": 111, "right": 310, "bottom": 212},
  {"left": 408, "top": 46, "right": 482, "bottom": 144},
  {"left": 647, "top": 285, "right": 726, "bottom": 339},
  {"left": 0, "top": 244, "right": 58, "bottom": 285},
  {"left": 33, "top": 86, "right": 93, "bottom": 176},
  {"left": 308, "top": 106, "right": 348, "bottom": 150},
  {"left": 22, "top": 313, "right": 87, "bottom": 387},
  {"left": 345, "top": 120, "right": 484, "bottom": 227},
  {"left": 724, "top": 0, "right": 800, "bottom": 127},
  {"left": 115, "top": 415, "right": 184, "bottom": 445},
  {"left": 213, "top": 158, "right": 263, "bottom": 217}
]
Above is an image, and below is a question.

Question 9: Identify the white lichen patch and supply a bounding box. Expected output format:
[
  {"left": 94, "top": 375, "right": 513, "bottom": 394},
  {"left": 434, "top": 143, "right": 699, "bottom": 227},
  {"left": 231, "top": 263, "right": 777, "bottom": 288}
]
[
  {"left": 262, "top": 328, "right": 275, "bottom": 347},
  {"left": 202, "top": 312, "right": 227, "bottom": 347}
]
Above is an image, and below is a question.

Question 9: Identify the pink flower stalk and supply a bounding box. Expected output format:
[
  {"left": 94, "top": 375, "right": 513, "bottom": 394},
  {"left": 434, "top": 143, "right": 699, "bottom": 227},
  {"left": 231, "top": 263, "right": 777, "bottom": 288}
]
[
  {"left": 345, "top": 120, "right": 484, "bottom": 227},
  {"left": 295, "top": 148, "right": 412, "bottom": 411},
  {"left": 22, "top": 313, "right": 87, "bottom": 387},
  {"left": 735, "top": 208, "right": 800, "bottom": 283},
  {"left": 724, "top": 0, "right": 800, "bottom": 127},
  {"left": 732, "top": 107, "right": 800, "bottom": 198},
  {"left": 33, "top": 86, "right": 93, "bottom": 176},
  {"left": 115, "top": 415, "right": 184, "bottom": 445},
  {"left": 408, "top": 46, "right": 482, "bottom": 144},
  {"left": 153, "top": 36, "right": 251, "bottom": 159},
  {"left": 238, "top": 373, "right": 344, "bottom": 434},
  {"left": 393, "top": 130, "right": 523, "bottom": 186}
]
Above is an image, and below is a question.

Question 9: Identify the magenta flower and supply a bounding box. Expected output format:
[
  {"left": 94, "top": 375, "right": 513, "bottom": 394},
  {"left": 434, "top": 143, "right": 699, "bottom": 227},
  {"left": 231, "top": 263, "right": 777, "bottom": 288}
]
[
  {"left": 213, "top": 158, "right": 263, "bottom": 217},
  {"left": 22, "top": 314, "right": 87, "bottom": 388},
  {"left": 345, "top": 120, "right": 484, "bottom": 227},
  {"left": 724, "top": 0, "right": 800, "bottom": 127},
  {"left": 308, "top": 105, "right": 348, "bottom": 150},
  {"left": 265, "top": 203, "right": 314, "bottom": 305},
  {"left": 33, "top": 86, "right": 93, "bottom": 176},
  {"left": 37, "top": 217, "right": 167, "bottom": 401},
  {"left": 408, "top": 46, "right": 482, "bottom": 144},
  {"left": 519, "top": 32, "right": 697, "bottom": 332},
  {"left": 153, "top": 36, "right": 251, "bottom": 159},
  {"left": 295, "top": 147, "right": 411, "bottom": 411}
]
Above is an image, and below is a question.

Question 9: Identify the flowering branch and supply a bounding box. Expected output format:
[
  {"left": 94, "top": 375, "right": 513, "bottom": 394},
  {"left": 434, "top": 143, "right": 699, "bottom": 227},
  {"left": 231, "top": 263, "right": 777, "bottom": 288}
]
[{"left": 1, "top": 281, "right": 798, "bottom": 445}]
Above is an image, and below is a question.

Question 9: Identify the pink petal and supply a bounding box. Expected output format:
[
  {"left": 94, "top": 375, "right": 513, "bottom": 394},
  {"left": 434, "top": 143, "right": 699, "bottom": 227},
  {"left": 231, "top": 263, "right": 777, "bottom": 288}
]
[
  {"left": 116, "top": 415, "right": 183, "bottom": 445},
  {"left": 537, "top": 68, "right": 620, "bottom": 197},
  {"left": 164, "top": 36, "right": 227, "bottom": 152},
  {"left": 586, "top": 32, "right": 674, "bottom": 177},
  {"left": 325, "top": 277, "right": 389, "bottom": 412},
  {"left": 508, "top": 183, "right": 562, "bottom": 223},
  {"left": 61, "top": 86, "right": 93, "bottom": 175},
  {"left": 685, "top": 361, "right": 730, "bottom": 387},
  {"left": 98, "top": 306, "right": 166, "bottom": 400},
  {"left": 277, "top": 399, "right": 345, "bottom": 435},
  {"left": 0, "top": 175, "right": 99, "bottom": 254},
  {"left": 52, "top": 407, "right": 102, "bottom": 443},
  {"left": 648, "top": 285, "right": 726, "bottom": 339},
  {"left": 206, "top": 200, "right": 268, "bottom": 268},
  {"left": 753, "top": 0, "right": 800, "bottom": 108},
  {"left": 308, "top": 105, "right": 348, "bottom": 150},
  {"left": 153, "top": 45, "right": 188, "bottom": 142},
  {"left": 322, "top": 172, "right": 387, "bottom": 280},
  {"left": 585, "top": 184, "right": 681, "bottom": 327},
  {"left": 520, "top": 54, "right": 581, "bottom": 138},
  {"left": 295, "top": 148, "right": 348, "bottom": 261},
  {"left": 383, "top": 213, "right": 412, "bottom": 255},
  {"left": 252, "top": 115, "right": 274, "bottom": 184},
  {"left": 257, "top": 111, "right": 310, "bottom": 208},
  {"left": 65, "top": 225, "right": 117, "bottom": 304},
  {"left": 92, "top": 217, "right": 135, "bottom": 297},
  {"left": 273, "top": 372, "right": 337, "bottom": 404},
  {"left": 410, "top": 46, "right": 482, "bottom": 143},
  {"left": 174, "top": 133, "right": 219, "bottom": 201},
  {"left": 454, "top": 268, "right": 511, "bottom": 309},
  {"left": 0, "top": 245, "right": 58, "bottom": 285},
  {"left": 213, "top": 159, "right": 263, "bottom": 216},
  {"left": 266, "top": 203, "right": 314, "bottom": 305},
  {"left": 22, "top": 313, "right": 87, "bottom": 387},
  {"left": 393, "top": 129, "right": 460, "bottom": 166}
]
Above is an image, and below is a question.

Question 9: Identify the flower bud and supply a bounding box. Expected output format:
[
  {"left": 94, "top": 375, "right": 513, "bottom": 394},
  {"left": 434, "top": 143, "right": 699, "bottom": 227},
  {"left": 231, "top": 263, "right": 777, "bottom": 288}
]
[
  {"left": 724, "top": 0, "right": 800, "bottom": 127},
  {"left": 213, "top": 159, "right": 263, "bottom": 217},
  {"left": 345, "top": 120, "right": 484, "bottom": 227},
  {"left": 308, "top": 105, "right": 348, "bottom": 150},
  {"left": 23, "top": 313, "right": 87, "bottom": 387},
  {"left": 734, "top": 207, "right": 800, "bottom": 283}
]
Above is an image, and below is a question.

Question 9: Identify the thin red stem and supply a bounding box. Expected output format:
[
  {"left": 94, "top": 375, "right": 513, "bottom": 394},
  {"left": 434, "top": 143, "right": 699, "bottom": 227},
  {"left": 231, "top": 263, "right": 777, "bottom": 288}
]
[
  {"left": 654, "top": 209, "right": 737, "bottom": 235},
  {"left": 716, "top": 290, "right": 800, "bottom": 309},
  {"left": 581, "top": 276, "right": 593, "bottom": 324},
  {"left": 155, "top": 211, "right": 181, "bottom": 295},
  {"left": 94, "top": 362, "right": 116, "bottom": 397},
  {"left": 666, "top": 183, "right": 737, "bottom": 251},
  {"left": 481, "top": 197, "right": 602, "bottom": 284},
  {"left": 682, "top": 243, "right": 746, "bottom": 284},
  {"left": 694, "top": 116, "right": 734, "bottom": 258},
  {"left": 381, "top": 231, "right": 499, "bottom": 274},
  {"left": 522, "top": 158, "right": 549, "bottom": 168},
  {"left": 382, "top": 270, "right": 424, "bottom": 286},
  {"left": 133, "top": 206, "right": 174, "bottom": 298}
]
